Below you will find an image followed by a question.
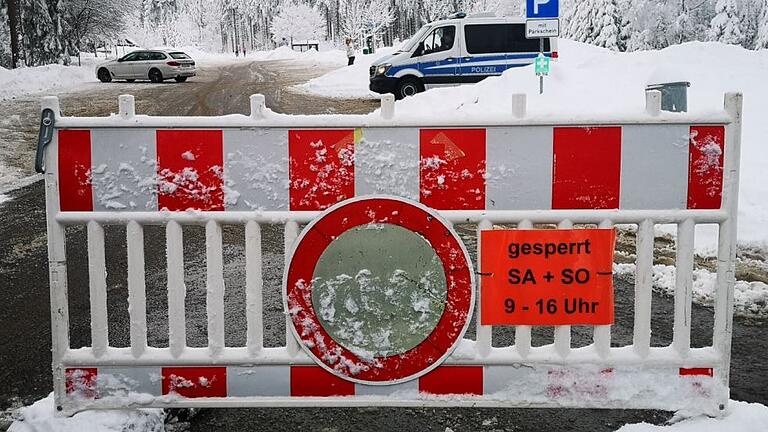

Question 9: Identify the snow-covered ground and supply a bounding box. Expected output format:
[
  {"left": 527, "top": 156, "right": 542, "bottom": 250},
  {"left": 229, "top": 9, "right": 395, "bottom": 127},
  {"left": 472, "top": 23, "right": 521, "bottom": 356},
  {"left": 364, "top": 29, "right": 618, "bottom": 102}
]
[
  {"left": 0, "top": 61, "right": 97, "bottom": 101},
  {"left": 615, "top": 400, "right": 768, "bottom": 431},
  {"left": 292, "top": 47, "right": 397, "bottom": 98},
  {"left": 615, "top": 262, "right": 768, "bottom": 318},
  {"left": 7, "top": 394, "right": 768, "bottom": 431},
  {"left": 6, "top": 393, "right": 164, "bottom": 432}
]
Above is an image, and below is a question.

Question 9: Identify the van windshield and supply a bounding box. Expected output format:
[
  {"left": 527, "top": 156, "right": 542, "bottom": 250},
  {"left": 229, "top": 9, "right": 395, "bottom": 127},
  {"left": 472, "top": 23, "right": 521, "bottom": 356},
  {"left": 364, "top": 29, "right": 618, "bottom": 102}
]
[{"left": 399, "top": 25, "right": 431, "bottom": 52}]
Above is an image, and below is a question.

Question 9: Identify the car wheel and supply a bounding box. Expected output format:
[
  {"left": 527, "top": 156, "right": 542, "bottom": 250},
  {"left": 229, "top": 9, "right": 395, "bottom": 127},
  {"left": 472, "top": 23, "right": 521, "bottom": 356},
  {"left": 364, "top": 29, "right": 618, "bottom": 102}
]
[
  {"left": 126, "top": 79, "right": 135, "bottom": 83},
  {"left": 149, "top": 69, "right": 163, "bottom": 83},
  {"left": 174, "top": 77, "right": 187, "bottom": 82},
  {"left": 396, "top": 77, "right": 422, "bottom": 100},
  {"left": 97, "top": 68, "right": 112, "bottom": 83}
]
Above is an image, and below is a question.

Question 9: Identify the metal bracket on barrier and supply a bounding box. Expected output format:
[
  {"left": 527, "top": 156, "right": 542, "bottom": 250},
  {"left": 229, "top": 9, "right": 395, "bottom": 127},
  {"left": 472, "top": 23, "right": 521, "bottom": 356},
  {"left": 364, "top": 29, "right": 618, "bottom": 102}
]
[{"left": 35, "top": 108, "right": 55, "bottom": 173}]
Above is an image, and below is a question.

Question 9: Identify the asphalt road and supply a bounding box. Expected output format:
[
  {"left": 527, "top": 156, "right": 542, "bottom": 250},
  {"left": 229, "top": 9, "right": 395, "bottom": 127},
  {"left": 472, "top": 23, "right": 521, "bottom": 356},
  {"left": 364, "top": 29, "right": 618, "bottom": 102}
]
[{"left": 0, "top": 59, "right": 766, "bottom": 431}]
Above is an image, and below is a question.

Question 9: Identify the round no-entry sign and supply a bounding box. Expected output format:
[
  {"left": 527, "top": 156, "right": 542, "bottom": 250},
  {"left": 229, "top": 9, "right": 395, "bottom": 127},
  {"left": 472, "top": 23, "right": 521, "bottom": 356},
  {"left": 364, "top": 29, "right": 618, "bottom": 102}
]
[{"left": 284, "top": 196, "right": 475, "bottom": 385}]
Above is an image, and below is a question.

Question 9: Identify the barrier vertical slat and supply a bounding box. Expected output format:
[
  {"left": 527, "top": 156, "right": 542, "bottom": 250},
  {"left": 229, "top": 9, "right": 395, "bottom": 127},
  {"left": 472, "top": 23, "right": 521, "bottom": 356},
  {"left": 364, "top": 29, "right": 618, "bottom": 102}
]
[
  {"left": 515, "top": 219, "right": 533, "bottom": 358},
  {"left": 206, "top": 220, "right": 225, "bottom": 357},
  {"left": 43, "top": 96, "right": 71, "bottom": 411},
  {"left": 633, "top": 219, "right": 654, "bottom": 358},
  {"left": 673, "top": 219, "right": 695, "bottom": 357},
  {"left": 87, "top": 221, "right": 109, "bottom": 358},
  {"left": 554, "top": 219, "right": 573, "bottom": 358},
  {"left": 126, "top": 221, "right": 147, "bottom": 358},
  {"left": 593, "top": 219, "right": 613, "bottom": 358},
  {"left": 284, "top": 220, "right": 300, "bottom": 356},
  {"left": 477, "top": 219, "right": 493, "bottom": 356},
  {"left": 714, "top": 93, "right": 743, "bottom": 398},
  {"left": 245, "top": 221, "right": 264, "bottom": 355},
  {"left": 166, "top": 221, "right": 186, "bottom": 358}
]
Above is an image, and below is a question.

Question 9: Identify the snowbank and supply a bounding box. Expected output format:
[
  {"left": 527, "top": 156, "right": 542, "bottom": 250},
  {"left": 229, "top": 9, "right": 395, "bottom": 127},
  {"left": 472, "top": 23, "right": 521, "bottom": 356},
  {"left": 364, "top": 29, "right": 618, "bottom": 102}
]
[
  {"left": 614, "top": 263, "right": 768, "bottom": 318},
  {"left": 7, "top": 393, "right": 164, "bottom": 432},
  {"left": 0, "top": 63, "right": 96, "bottom": 101},
  {"left": 378, "top": 40, "right": 768, "bottom": 248},
  {"left": 0, "top": 193, "right": 10, "bottom": 205},
  {"left": 615, "top": 400, "right": 768, "bottom": 431},
  {"left": 247, "top": 45, "right": 346, "bottom": 65},
  {"left": 294, "top": 47, "right": 397, "bottom": 98}
]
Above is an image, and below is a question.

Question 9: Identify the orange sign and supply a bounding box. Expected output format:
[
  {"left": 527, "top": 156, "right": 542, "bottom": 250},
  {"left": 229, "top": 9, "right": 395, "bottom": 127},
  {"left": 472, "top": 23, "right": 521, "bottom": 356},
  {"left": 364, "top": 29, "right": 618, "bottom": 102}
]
[{"left": 480, "top": 229, "right": 616, "bottom": 325}]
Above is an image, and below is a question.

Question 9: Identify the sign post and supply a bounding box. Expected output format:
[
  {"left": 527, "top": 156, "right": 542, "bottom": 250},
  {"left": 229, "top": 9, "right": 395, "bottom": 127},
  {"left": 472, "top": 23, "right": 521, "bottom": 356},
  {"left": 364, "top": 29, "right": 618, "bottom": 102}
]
[{"left": 526, "top": 0, "right": 560, "bottom": 94}]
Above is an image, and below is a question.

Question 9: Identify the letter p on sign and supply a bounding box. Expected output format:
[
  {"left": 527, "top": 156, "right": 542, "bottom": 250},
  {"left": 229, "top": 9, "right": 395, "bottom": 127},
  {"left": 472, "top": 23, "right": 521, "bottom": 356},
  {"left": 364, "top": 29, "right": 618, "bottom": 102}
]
[{"left": 527, "top": 0, "right": 559, "bottom": 18}]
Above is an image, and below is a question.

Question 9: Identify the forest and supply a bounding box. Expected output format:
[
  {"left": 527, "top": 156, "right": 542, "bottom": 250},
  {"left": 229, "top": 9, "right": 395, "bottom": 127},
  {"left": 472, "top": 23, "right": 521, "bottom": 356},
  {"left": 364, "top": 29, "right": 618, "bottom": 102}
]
[{"left": 1, "top": 0, "right": 767, "bottom": 68}]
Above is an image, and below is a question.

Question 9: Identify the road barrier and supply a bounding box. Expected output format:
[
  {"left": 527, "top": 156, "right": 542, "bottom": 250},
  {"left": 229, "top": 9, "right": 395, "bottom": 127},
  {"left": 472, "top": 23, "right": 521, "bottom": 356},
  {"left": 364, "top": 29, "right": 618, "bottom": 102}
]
[{"left": 39, "top": 91, "right": 742, "bottom": 415}]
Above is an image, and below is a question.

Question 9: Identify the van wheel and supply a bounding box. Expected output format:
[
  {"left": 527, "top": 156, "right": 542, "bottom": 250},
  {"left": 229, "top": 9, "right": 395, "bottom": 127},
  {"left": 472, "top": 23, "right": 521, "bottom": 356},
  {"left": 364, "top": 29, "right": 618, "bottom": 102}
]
[
  {"left": 149, "top": 69, "right": 163, "bottom": 83},
  {"left": 396, "top": 78, "right": 422, "bottom": 99},
  {"left": 97, "top": 68, "right": 111, "bottom": 83}
]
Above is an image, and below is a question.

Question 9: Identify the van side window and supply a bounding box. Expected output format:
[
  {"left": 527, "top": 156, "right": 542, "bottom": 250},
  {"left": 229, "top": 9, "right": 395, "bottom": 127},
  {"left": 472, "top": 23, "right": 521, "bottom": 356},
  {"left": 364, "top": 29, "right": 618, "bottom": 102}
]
[
  {"left": 508, "top": 24, "right": 550, "bottom": 53},
  {"left": 465, "top": 24, "right": 507, "bottom": 54},
  {"left": 422, "top": 26, "right": 456, "bottom": 55}
]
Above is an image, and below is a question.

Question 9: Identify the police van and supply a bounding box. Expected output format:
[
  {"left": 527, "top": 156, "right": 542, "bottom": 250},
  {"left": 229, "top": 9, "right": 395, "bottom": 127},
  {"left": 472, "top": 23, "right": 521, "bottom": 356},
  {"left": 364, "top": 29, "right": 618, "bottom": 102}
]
[{"left": 369, "top": 13, "right": 558, "bottom": 99}]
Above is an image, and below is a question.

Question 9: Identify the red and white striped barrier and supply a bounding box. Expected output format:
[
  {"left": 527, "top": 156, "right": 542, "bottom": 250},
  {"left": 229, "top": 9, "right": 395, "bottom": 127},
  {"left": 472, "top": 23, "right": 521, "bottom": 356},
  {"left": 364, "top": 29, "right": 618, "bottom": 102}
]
[
  {"left": 64, "top": 364, "right": 719, "bottom": 411},
  {"left": 56, "top": 124, "right": 725, "bottom": 213},
  {"left": 41, "top": 92, "right": 742, "bottom": 416}
]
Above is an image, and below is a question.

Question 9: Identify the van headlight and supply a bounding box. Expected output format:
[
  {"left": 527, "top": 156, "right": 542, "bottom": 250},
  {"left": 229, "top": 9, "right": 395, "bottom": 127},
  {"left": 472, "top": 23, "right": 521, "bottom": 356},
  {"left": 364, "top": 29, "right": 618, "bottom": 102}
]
[{"left": 375, "top": 64, "right": 391, "bottom": 76}]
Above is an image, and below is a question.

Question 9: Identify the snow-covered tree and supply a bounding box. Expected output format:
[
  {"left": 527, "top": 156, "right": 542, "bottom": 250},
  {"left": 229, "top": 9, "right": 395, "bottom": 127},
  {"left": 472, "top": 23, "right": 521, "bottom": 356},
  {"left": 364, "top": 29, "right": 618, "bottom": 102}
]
[
  {"left": 270, "top": 1, "right": 324, "bottom": 43},
  {"left": 19, "top": 0, "right": 68, "bottom": 65},
  {"left": 740, "top": 0, "right": 762, "bottom": 47},
  {"left": 338, "top": 0, "right": 394, "bottom": 42},
  {"left": 562, "top": 0, "right": 623, "bottom": 50},
  {"left": 709, "top": 0, "right": 744, "bottom": 44},
  {"left": 755, "top": 0, "right": 768, "bottom": 48}
]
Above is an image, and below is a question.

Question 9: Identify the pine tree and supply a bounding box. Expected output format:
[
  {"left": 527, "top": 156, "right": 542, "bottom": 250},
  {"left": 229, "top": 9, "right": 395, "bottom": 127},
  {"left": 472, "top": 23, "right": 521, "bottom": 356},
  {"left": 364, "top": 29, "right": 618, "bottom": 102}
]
[
  {"left": 19, "top": 0, "right": 68, "bottom": 65},
  {"left": 562, "top": 0, "right": 622, "bottom": 50},
  {"left": 757, "top": 0, "right": 768, "bottom": 48},
  {"left": 709, "top": 0, "right": 744, "bottom": 45},
  {"left": 616, "top": 0, "right": 631, "bottom": 51}
]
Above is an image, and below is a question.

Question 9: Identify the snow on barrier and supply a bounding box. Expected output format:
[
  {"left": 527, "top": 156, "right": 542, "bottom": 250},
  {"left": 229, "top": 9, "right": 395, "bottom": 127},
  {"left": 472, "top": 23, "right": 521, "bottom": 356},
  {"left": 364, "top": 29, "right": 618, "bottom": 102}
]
[{"left": 39, "top": 92, "right": 742, "bottom": 415}]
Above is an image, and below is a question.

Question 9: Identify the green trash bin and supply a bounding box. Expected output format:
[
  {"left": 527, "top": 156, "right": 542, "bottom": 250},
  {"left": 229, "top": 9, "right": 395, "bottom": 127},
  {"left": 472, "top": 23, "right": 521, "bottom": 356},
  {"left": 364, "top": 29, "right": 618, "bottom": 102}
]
[
  {"left": 646, "top": 82, "right": 691, "bottom": 113},
  {"left": 363, "top": 47, "right": 370, "bottom": 55}
]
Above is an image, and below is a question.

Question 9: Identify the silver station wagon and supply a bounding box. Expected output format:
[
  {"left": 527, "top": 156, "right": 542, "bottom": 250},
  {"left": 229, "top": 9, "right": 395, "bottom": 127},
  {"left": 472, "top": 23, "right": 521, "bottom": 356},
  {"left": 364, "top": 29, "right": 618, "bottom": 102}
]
[{"left": 96, "top": 50, "right": 196, "bottom": 83}]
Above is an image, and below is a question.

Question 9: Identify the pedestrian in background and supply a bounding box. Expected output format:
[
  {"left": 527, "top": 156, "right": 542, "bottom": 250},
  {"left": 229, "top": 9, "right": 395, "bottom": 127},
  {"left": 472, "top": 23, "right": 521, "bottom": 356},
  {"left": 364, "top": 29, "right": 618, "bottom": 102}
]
[{"left": 346, "top": 38, "right": 356, "bottom": 66}]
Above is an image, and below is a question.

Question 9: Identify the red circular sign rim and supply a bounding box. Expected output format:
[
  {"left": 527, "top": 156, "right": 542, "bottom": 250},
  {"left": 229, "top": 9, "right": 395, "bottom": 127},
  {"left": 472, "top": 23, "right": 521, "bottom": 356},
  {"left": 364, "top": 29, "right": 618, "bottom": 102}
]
[{"left": 283, "top": 195, "right": 475, "bottom": 385}]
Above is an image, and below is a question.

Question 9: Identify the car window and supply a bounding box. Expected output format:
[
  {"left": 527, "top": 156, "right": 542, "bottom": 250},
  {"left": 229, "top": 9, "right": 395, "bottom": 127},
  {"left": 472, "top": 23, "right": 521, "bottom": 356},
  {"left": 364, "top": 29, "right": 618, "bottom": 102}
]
[
  {"left": 121, "top": 52, "right": 140, "bottom": 61},
  {"left": 464, "top": 24, "right": 551, "bottom": 55},
  {"left": 134, "top": 52, "right": 152, "bottom": 61},
  {"left": 169, "top": 52, "right": 190, "bottom": 59},
  {"left": 508, "top": 24, "right": 550, "bottom": 53},
  {"left": 151, "top": 52, "right": 167, "bottom": 60},
  {"left": 402, "top": 25, "right": 431, "bottom": 52},
  {"left": 422, "top": 26, "right": 455, "bottom": 55},
  {"left": 465, "top": 24, "right": 507, "bottom": 54}
]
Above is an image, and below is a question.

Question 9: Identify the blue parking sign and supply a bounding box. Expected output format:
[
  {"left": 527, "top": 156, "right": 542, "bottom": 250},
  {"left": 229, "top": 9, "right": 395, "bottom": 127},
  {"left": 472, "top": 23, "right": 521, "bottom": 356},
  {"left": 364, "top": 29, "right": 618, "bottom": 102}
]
[{"left": 526, "top": 0, "right": 559, "bottom": 19}]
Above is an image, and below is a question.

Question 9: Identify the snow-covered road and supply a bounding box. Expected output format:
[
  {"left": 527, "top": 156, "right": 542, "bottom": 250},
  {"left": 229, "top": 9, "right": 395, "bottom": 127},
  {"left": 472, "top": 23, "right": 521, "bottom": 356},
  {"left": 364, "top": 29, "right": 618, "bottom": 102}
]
[{"left": 0, "top": 58, "right": 377, "bottom": 194}]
